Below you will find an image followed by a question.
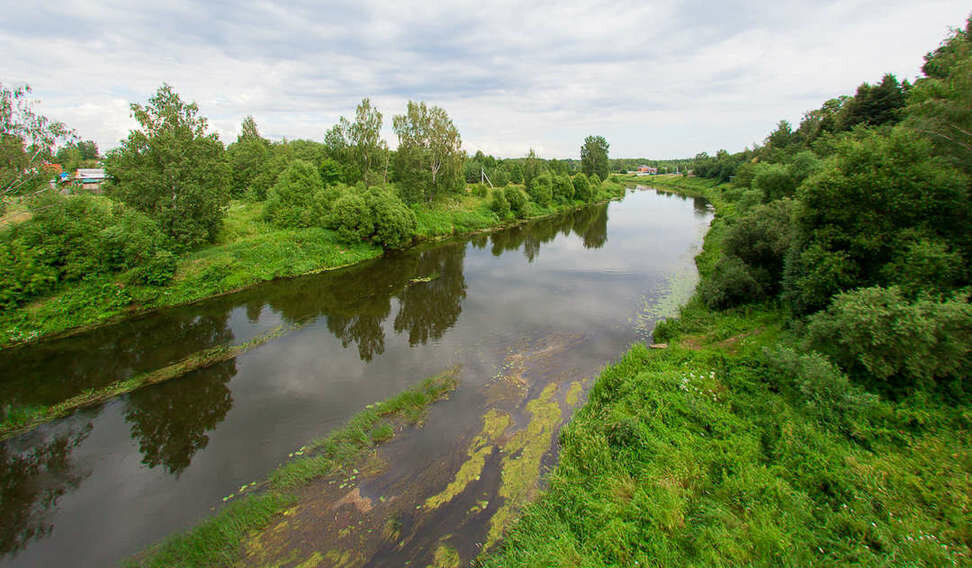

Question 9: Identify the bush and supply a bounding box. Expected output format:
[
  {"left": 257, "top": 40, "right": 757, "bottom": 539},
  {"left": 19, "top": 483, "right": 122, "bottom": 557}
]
[
  {"left": 131, "top": 250, "right": 178, "bottom": 286},
  {"left": 723, "top": 199, "right": 794, "bottom": 295},
  {"left": 489, "top": 189, "right": 511, "bottom": 218},
  {"left": 805, "top": 286, "right": 971, "bottom": 392},
  {"left": 264, "top": 160, "right": 326, "bottom": 228},
  {"left": 551, "top": 175, "right": 574, "bottom": 204},
  {"left": 527, "top": 175, "right": 553, "bottom": 207},
  {"left": 471, "top": 183, "right": 489, "bottom": 198},
  {"left": 752, "top": 162, "right": 795, "bottom": 202},
  {"left": 331, "top": 193, "right": 375, "bottom": 242},
  {"left": 572, "top": 173, "right": 593, "bottom": 203},
  {"left": 367, "top": 189, "right": 417, "bottom": 249},
  {"left": 0, "top": 193, "right": 173, "bottom": 312},
  {"left": 504, "top": 186, "right": 527, "bottom": 218},
  {"left": 698, "top": 255, "right": 764, "bottom": 310}
]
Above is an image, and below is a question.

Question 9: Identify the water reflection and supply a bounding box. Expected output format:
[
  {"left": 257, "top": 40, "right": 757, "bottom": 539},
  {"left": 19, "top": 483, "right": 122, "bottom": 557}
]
[
  {"left": 486, "top": 203, "right": 609, "bottom": 262},
  {"left": 124, "top": 360, "right": 236, "bottom": 475},
  {"left": 0, "top": 422, "right": 92, "bottom": 556}
]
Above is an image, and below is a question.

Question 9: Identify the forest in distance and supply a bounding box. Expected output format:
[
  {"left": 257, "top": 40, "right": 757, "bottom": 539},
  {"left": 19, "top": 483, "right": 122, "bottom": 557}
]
[{"left": 0, "top": 11, "right": 969, "bottom": 568}]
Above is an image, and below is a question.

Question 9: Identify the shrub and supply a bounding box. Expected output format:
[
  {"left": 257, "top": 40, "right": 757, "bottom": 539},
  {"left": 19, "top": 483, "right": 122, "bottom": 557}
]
[
  {"left": 471, "top": 183, "right": 489, "bottom": 198},
  {"left": 367, "top": 189, "right": 417, "bottom": 249},
  {"left": 264, "top": 160, "right": 325, "bottom": 228},
  {"left": 551, "top": 175, "right": 574, "bottom": 204},
  {"left": 527, "top": 174, "right": 553, "bottom": 207},
  {"left": 504, "top": 186, "right": 527, "bottom": 218},
  {"left": 331, "top": 193, "right": 375, "bottom": 242},
  {"left": 723, "top": 199, "right": 794, "bottom": 295},
  {"left": 131, "top": 250, "right": 178, "bottom": 286},
  {"left": 698, "top": 255, "right": 764, "bottom": 309},
  {"left": 572, "top": 173, "right": 593, "bottom": 202},
  {"left": 0, "top": 193, "right": 173, "bottom": 311},
  {"left": 489, "top": 189, "right": 511, "bottom": 218},
  {"left": 752, "top": 162, "right": 795, "bottom": 202},
  {"left": 805, "top": 286, "right": 971, "bottom": 392}
]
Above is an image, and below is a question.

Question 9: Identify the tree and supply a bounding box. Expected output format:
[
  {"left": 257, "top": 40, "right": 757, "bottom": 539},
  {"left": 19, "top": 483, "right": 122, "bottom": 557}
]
[
  {"left": 54, "top": 140, "right": 99, "bottom": 172},
  {"left": 226, "top": 115, "right": 270, "bottom": 197},
  {"left": 350, "top": 98, "right": 385, "bottom": 185},
  {"left": 522, "top": 148, "right": 541, "bottom": 189},
  {"left": 392, "top": 101, "right": 464, "bottom": 203},
  {"left": 264, "top": 159, "right": 325, "bottom": 228},
  {"left": 1, "top": 83, "right": 75, "bottom": 203},
  {"left": 906, "top": 17, "right": 972, "bottom": 174},
  {"left": 580, "top": 135, "right": 610, "bottom": 180},
  {"left": 106, "top": 84, "right": 230, "bottom": 249}
]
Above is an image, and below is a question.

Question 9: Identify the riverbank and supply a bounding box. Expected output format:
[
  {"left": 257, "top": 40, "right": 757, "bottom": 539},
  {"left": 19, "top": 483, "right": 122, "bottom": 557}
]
[
  {"left": 0, "top": 180, "right": 628, "bottom": 349},
  {"left": 127, "top": 367, "right": 460, "bottom": 568},
  {"left": 481, "top": 176, "right": 971, "bottom": 566}
]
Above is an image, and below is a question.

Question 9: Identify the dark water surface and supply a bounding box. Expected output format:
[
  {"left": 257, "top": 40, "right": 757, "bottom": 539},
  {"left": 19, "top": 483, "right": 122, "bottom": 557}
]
[{"left": 0, "top": 188, "right": 712, "bottom": 567}]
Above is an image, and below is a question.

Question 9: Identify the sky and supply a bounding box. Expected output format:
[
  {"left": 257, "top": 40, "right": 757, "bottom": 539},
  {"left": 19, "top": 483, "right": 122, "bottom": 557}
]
[{"left": 2, "top": 1, "right": 968, "bottom": 159}]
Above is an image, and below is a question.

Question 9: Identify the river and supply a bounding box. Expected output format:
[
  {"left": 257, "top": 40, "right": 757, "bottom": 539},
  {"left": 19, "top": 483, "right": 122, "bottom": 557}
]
[{"left": 0, "top": 187, "right": 712, "bottom": 567}]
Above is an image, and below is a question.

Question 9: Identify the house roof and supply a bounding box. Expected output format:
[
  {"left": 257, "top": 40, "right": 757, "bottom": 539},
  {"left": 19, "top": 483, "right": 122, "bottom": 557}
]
[{"left": 75, "top": 168, "right": 106, "bottom": 180}]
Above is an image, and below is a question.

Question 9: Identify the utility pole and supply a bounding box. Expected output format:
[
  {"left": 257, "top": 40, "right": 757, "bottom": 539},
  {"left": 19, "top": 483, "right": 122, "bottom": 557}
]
[{"left": 481, "top": 167, "right": 494, "bottom": 188}]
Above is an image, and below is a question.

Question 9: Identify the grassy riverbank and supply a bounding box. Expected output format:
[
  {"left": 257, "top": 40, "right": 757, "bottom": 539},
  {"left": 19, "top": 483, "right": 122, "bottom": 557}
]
[
  {"left": 482, "top": 176, "right": 971, "bottom": 566},
  {"left": 0, "top": 180, "right": 627, "bottom": 349},
  {"left": 128, "top": 367, "right": 460, "bottom": 568}
]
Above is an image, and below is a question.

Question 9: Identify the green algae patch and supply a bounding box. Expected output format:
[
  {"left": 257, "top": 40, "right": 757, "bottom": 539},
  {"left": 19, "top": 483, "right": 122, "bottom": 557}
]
[
  {"left": 485, "top": 382, "right": 563, "bottom": 550},
  {"left": 424, "top": 409, "right": 511, "bottom": 510},
  {"left": 565, "top": 381, "right": 583, "bottom": 407},
  {"left": 127, "top": 368, "right": 460, "bottom": 568},
  {"left": 294, "top": 551, "right": 324, "bottom": 568},
  {"left": 428, "top": 543, "right": 461, "bottom": 568},
  {"left": 0, "top": 323, "right": 298, "bottom": 441}
]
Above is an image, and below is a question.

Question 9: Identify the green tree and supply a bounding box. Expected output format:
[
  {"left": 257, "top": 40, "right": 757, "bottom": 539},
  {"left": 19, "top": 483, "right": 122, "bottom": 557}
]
[
  {"left": 572, "top": 173, "right": 593, "bottom": 202},
  {"left": 350, "top": 98, "right": 385, "bottom": 185},
  {"left": 522, "top": 148, "right": 541, "bottom": 189},
  {"left": 392, "top": 101, "right": 464, "bottom": 203},
  {"left": 226, "top": 115, "right": 270, "bottom": 198},
  {"left": 580, "top": 135, "right": 609, "bottom": 180},
  {"left": 264, "top": 159, "right": 325, "bottom": 228},
  {"left": 906, "top": 17, "right": 972, "bottom": 174},
  {"left": 107, "top": 84, "right": 230, "bottom": 248},
  {"left": 1, "top": 83, "right": 75, "bottom": 204},
  {"left": 785, "top": 127, "right": 970, "bottom": 313}
]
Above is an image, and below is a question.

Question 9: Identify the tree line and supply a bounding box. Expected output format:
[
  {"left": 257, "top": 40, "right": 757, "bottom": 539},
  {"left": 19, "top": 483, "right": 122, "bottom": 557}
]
[
  {"left": 0, "top": 82, "right": 616, "bottom": 317},
  {"left": 678, "top": 18, "right": 970, "bottom": 396}
]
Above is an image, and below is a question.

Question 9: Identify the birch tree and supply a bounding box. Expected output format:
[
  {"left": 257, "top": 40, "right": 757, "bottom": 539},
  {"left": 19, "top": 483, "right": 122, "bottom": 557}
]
[{"left": 392, "top": 101, "right": 464, "bottom": 203}]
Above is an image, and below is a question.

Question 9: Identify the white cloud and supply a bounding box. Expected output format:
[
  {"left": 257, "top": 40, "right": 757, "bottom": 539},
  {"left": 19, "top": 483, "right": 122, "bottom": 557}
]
[{"left": 1, "top": 0, "right": 967, "bottom": 158}]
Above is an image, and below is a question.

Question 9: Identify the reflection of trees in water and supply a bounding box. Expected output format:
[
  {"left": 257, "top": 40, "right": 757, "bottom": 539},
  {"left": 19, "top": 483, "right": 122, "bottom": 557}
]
[
  {"left": 0, "top": 421, "right": 92, "bottom": 556},
  {"left": 488, "top": 204, "right": 609, "bottom": 262},
  {"left": 0, "top": 308, "right": 235, "bottom": 415},
  {"left": 124, "top": 359, "right": 236, "bottom": 476},
  {"left": 393, "top": 245, "right": 467, "bottom": 346},
  {"left": 693, "top": 196, "right": 709, "bottom": 217}
]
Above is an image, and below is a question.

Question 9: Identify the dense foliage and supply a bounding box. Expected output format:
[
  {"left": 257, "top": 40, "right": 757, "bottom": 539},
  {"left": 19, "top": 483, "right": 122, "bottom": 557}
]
[
  {"left": 0, "top": 193, "right": 172, "bottom": 312},
  {"left": 107, "top": 84, "right": 230, "bottom": 249}
]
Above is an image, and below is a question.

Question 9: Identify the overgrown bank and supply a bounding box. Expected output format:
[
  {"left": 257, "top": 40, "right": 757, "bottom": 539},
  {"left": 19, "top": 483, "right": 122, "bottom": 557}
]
[
  {"left": 481, "top": 175, "right": 971, "bottom": 567},
  {"left": 0, "top": 178, "right": 627, "bottom": 349}
]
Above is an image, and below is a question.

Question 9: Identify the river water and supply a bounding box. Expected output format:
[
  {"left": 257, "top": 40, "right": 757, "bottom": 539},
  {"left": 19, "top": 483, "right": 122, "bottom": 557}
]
[{"left": 0, "top": 187, "right": 712, "bottom": 567}]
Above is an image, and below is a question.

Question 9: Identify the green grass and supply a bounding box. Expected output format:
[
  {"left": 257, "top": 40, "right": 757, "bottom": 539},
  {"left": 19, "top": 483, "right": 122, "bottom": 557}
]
[
  {"left": 482, "top": 175, "right": 971, "bottom": 567},
  {"left": 128, "top": 367, "right": 460, "bottom": 568}
]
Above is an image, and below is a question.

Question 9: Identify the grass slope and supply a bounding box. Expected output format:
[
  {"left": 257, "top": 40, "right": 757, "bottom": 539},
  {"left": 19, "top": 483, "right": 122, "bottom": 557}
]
[{"left": 482, "top": 176, "right": 970, "bottom": 567}]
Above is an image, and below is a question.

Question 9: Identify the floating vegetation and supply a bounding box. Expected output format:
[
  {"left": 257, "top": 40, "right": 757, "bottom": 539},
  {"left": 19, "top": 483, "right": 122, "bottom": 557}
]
[
  {"left": 424, "top": 409, "right": 511, "bottom": 511},
  {"left": 485, "top": 382, "right": 563, "bottom": 550}
]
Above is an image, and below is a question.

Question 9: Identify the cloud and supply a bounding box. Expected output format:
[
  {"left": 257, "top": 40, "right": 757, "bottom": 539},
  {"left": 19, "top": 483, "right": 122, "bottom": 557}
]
[{"left": 1, "top": 0, "right": 968, "bottom": 158}]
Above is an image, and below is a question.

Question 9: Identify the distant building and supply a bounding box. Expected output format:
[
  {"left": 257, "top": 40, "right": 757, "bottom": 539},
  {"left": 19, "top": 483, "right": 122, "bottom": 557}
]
[
  {"left": 74, "top": 168, "right": 107, "bottom": 192},
  {"left": 636, "top": 165, "right": 658, "bottom": 176}
]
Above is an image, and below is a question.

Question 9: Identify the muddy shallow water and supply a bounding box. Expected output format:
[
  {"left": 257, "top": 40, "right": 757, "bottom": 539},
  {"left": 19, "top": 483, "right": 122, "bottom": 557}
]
[{"left": 0, "top": 187, "right": 712, "bottom": 567}]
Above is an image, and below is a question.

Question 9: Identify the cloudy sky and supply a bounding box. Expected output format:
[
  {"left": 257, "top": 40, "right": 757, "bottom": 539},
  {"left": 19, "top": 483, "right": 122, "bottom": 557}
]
[{"left": 2, "top": 1, "right": 968, "bottom": 159}]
